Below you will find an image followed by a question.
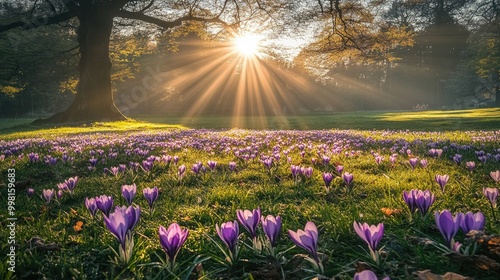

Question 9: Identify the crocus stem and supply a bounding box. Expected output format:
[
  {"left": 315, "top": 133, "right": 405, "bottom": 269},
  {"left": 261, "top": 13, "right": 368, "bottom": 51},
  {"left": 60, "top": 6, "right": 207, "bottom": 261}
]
[
  {"left": 490, "top": 204, "right": 497, "bottom": 222},
  {"left": 167, "top": 256, "right": 176, "bottom": 272}
]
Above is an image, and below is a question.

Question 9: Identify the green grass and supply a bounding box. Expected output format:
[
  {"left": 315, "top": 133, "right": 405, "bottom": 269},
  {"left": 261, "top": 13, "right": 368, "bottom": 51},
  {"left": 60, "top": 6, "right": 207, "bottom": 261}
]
[
  {"left": 139, "top": 108, "right": 500, "bottom": 130},
  {"left": 0, "top": 110, "right": 499, "bottom": 279},
  {"left": 1, "top": 108, "right": 499, "bottom": 139}
]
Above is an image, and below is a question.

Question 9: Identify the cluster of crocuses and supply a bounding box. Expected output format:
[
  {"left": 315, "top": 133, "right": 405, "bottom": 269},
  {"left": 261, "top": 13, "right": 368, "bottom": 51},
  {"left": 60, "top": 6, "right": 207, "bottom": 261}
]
[
  {"left": 216, "top": 208, "right": 282, "bottom": 266},
  {"left": 39, "top": 176, "right": 79, "bottom": 203},
  {"left": 322, "top": 168, "right": 354, "bottom": 193},
  {"left": 402, "top": 189, "right": 436, "bottom": 216},
  {"left": 290, "top": 164, "right": 313, "bottom": 181},
  {"left": 215, "top": 208, "right": 346, "bottom": 275},
  {"left": 85, "top": 184, "right": 159, "bottom": 218},
  {"left": 435, "top": 210, "right": 485, "bottom": 254},
  {"left": 403, "top": 185, "right": 491, "bottom": 255},
  {"left": 83, "top": 184, "right": 157, "bottom": 264}
]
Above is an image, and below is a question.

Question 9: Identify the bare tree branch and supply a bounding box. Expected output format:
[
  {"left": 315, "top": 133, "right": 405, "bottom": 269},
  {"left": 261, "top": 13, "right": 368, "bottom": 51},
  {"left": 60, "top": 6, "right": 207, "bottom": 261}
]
[
  {"left": 0, "top": 10, "right": 76, "bottom": 33},
  {"left": 115, "top": 9, "right": 235, "bottom": 32}
]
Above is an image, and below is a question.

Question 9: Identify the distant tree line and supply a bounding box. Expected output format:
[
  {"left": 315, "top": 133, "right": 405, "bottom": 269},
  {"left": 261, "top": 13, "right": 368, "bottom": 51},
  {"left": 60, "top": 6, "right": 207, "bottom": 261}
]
[{"left": 0, "top": 0, "right": 498, "bottom": 118}]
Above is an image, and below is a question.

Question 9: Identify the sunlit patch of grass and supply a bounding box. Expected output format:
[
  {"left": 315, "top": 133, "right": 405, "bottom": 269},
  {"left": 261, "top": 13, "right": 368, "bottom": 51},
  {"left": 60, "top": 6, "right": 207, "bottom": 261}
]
[
  {"left": 380, "top": 108, "right": 500, "bottom": 120},
  {"left": 0, "top": 119, "right": 186, "bottom": 140}
]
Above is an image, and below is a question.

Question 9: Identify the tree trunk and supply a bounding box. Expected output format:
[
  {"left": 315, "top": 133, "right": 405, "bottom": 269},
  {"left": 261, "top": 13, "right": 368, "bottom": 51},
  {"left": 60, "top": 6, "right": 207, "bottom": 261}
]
[
  {"left": 33, "top": 3, "right": 126, "bottom": 124},
  {"left": 494, "top": 70, "right": 500, "bottom": 107},
  {"left": 495, "top": 86, "right": 500, "bottom": 108}
]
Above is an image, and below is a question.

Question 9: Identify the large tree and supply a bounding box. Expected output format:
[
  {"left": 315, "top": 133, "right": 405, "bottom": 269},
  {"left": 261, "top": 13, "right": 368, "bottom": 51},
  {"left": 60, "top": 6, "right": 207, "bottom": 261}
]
[{"left": 0, "top": 0, "right": 282, "bottom": 123}]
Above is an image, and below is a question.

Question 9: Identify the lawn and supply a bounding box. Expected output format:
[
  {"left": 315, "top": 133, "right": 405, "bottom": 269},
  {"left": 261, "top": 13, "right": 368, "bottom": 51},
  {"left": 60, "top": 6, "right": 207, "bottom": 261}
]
[
  {"left": 1, "top": 109, "right": 500, "bottom": 279},
  {"left": 1, "top": 108, "right": 499, "bottom": 137}
]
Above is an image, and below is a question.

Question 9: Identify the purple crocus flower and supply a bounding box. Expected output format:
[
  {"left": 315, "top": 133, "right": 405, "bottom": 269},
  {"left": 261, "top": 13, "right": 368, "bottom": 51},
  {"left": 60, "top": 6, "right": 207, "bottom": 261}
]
[
  {"left": 96, "top": 195, "right": 114, "bottom": 216},
  {"left": 322, "top": 155, "right": 330, "bottom": 165},
  {"left": 228, "top": 161, "right": 237, "bottom": 172},
  {"left": 483, "top": 187, "right": 498, "bottom": 208},
  {"left": 389, "top": 153, "right": 397, "bottom": 164},
  {"left": 103, "top": 206, "right": 141, "bottom": 250},
  {"left": 191, "top": 162, "right": 203, "bottom": 175},
  {"left": 403, "top": 189, "right": 436, "bottom": 216},
  {"left": 161, "top": 155, "right": 172, "bottom": 164},
  {"left": 420, "top": 159, "right": 428, "bottom": 168},
  {"left": 353, "top": 221, "right": 384, "bottom": 251},
  {"left": 261, "top": 215, "right": 281, "bottom": 247},
  {"left": 118, "top": 164, "right": 127, "bottom": 172},
  {"left": 57, "top": 182, "right": 68, "bottom": 192},
  {"left": 288, "top": 221, "right": 319, "bottom": 262},
  {"left": 402, "top": 190, "right": 417, "bottom": 214},
  {"left": 435, "top": 210, "right": 462, "bottom": 248},
  {"left": 453, "top": 154, "right": 463, "bottom": 165},
  {"left": 104, "top": 208, "right": 129, "bottom": 249},
  {"left": 64, "top": 176, "right": 78, "bottom": 193},
  {"left": 42, "top": 189, "right": 55, "bottom": 203},
  {"left": 374, "top": 155, "right": 384, "bottom": 165},
  {"left": 129, "top": 161, "right": 140, "bottom": 171},
  {"left": 143, "top": 186, "right": 159, "bottom": 209},
  {"left": 173, "top": 155, "right": 179, "bottom": 164},
  {"left": 458, "top": 211, "right": 485, "bottom": 234},
  {"left": 414, "top": 190, "right": 435, "bottom": 216},
  {"left": 291, "top": 165, "right": 301, "bottom": 178},
  {"left": 28, "top": 152, "right": 39, "bottom": 163},
  {"left": 89, "top": 158, "right": 98, "bottom": 167},
  {"left": 236, "top": 208, "right": 261, "bottom": 238},
  {"left": 85, "top": 197, "right": 98, "bottom": 217},
  {"left": 207, "top": 160, "right": 217, "bottom": 171},
  {"left": 429, "top": 148, "right": 443, "bottom": 157},
  {"left": 107, "top": 167, "right": 120, "bottom": 176},
  {"left": 216, "top": 221, "right": 239, "bottom": 253},
  {"left": 491, "top": 170, "right": 500, "bottom": 182},
  {"left": 409, "top": 158, "right": 418, "bottom": 170},
  {"left": 335, "top": 165, "right": 344, "bottom": 174},
  {"left": 122, "top": 184, "right": 137, "bottom": 206},
  {"left": 452, "top": 241, "right": 463, "bottom": 253},
  {"left": 302, "top": 167, "right": 313, "bottom": 178},
  {"left": 322, "top": 172, "right": 333, "bottom": 189},
  {"left": 353, "top": 270, "right": 380, "bottom": 280},
  {"left": 141, "top": 160, "right": 153, "bottom": 172},
  {"left": 27, "top": 188, "right": 34, "bottom": 198},
  {"left": 159, "top": 223, "right": 189, "bottom": 264},
  {"left": 178, "top": 164, "right": 186, "bottom": 178},
  {"left": 262, "top": 158, "right": 273, "bottom": 170},
  {"left": 435, "top": 174, "right": 449, "bottom": 193},
  {"left": 343, "top": 172, "right": 354, "bottom": 186},
  {"left": 311, "top": 158, "right": 318, "bottom": 165},
  {"left": 466, "top": 161, "right": 476, "bottom": 172}
]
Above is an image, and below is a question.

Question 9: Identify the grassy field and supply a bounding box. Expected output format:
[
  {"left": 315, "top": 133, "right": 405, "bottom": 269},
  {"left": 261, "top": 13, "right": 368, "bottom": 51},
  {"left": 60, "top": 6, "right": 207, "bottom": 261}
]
[
  {"left": 0, "top": 109, "right": 499, "bottom": 279},
  {"left": 1, "top": 108, "right": 499, "bottom": 139}
]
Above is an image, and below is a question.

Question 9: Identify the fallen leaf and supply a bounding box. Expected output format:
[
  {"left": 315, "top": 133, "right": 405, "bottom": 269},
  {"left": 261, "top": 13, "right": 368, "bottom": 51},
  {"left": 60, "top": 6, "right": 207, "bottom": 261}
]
[
  {"left": 381, "top": 207, "right": 401, "bottom": 216},
  {"left": 413, "top": 270, "right": 473, "bottom": 280},
  {"left": 73, "top": 221, "right": 84, "bottom": 232},
  {"left": 446, "top": 252, "right": 500, "bottom": 271}
]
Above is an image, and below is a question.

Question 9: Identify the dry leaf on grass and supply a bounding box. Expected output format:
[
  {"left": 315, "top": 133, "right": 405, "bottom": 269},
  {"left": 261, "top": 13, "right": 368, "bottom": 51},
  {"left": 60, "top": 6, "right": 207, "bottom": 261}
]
[{"left": 413, "top": 270, "right": 474, "bottom": 280}]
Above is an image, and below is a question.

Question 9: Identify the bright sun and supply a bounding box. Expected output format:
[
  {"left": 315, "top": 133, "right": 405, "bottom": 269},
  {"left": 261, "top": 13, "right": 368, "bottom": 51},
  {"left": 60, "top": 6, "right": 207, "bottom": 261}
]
[{"left": 234, "top": 34, "right": 260, "bottom": 57}]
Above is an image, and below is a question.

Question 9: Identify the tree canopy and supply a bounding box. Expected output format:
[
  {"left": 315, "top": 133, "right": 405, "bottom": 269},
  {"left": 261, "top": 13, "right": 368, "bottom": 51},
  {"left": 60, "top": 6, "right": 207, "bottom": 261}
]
[{"left": 0, "top": 0, "right": 498, "bottom": 121}]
